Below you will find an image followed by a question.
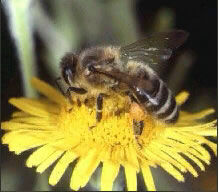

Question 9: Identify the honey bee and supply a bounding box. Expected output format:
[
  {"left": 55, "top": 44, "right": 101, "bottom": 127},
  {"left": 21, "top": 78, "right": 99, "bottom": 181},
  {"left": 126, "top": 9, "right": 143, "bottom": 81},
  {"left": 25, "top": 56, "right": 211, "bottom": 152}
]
[{"left": 57, "top": 30, "right": 188, "bottom": 131}]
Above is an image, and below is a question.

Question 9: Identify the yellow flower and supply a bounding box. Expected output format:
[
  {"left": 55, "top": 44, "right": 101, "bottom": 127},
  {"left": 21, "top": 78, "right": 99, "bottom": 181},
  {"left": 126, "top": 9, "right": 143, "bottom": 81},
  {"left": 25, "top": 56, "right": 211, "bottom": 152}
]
[{"left": 1, "top": 77, "right": 217, "bottom": 191}]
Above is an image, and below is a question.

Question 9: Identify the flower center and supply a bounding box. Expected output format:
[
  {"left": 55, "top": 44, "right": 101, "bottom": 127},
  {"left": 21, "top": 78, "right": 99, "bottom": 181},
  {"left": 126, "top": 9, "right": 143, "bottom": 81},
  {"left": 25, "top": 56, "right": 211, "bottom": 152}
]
[{"left": 57, "top": 95, "right": 163, "bottom": 150}]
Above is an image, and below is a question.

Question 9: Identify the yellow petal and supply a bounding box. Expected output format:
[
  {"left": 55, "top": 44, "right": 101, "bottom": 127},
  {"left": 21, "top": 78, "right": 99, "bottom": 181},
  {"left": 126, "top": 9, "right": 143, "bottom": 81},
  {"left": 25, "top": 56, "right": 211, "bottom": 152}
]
[
  {"left": 101, "top": 161, "right": 120, "bottom": 191},
  {"left": 170, "top": 120, "right": 216, "bottom": 132},
  {"left": 1, "top": 121, "right": 55, "bottom": 131},
  {"left": 11, "top": 116, "right": 56, "bottom": 126},
  {"left": 9, "top": 98, "right": 51, "bottom": 117},
  {"left": 26, "top": 145, "right": 56, "bottom": 168},
  {"left": 175, "top": 91, "right": 189, "bottom": 105},
  {"left": 150, "top": 141, "right": 199, "bottom": 176},
  {"left": 70, "top": 149, "right": 100, "bottom": 190},
  {"left": 48, "top": 137, "right": 81, "bottom": 152},
  {"left": 194, "top": 129, "right": 217, "bottom": 136},
  {"left": 2, "top": 129, "right": 62, "bottom": 153},
  {"left": 36, "top": 150, "right": 64, "bottom": 173},
  {"left": 99, "top": 145, "right": 111, "bottom": 161},
  {"left": 161, "top": 149, "right": 198, "bottom": 177},
  {"left": 12, "top": 111, "right": 29, "bottom": 118},
  {"left": 125, "top": 146, "right": 139, "bottom": 170},
  {"left": 179, "top": 109, "right": 215, "bottom": 121},
  {"left": 79, "top": 156, "right": 101, "bottom": 188},
  {"left": 186, "top": 148, "right": 210, "bottom": 165},
  {"left": 173, "top": 132, "right": 212, "bottom": 161},
  {"left": 183, "top": 152, "right": 205, "bottom": 171},
  {"left": 49, "top": 151, "right": 78, "bottom": 186},
  {"left": 149, "top": 143, "right": 186, "bottom": 173},
  {"left": 161, "top": 163, "right": 184, "bottom": 182},
  {"left": 124, "top": 164, "right": 137, "bottom": 191},
  {"left": 2, "top": 131, "right": 48, "bottom": 154},
  {"left": 111, "top": 146, "right": 124, "bottom": 163},
  {"left": 141, "top": 165, "right": 156, "bottom": 191},
  {"left": 38, "top": 99, "right": 61, "bottom": 114},
  {"left": 141, "top": 148, "right": 165, "bottom": 164},
  {"left": 204, "top": 140, "right": 217, "bottom": 156},
  {"left": 165, "top": 130, "right": 211, "bottom": 162},
  {"left": 31, "top": 77, "right": 67, "bottom": 105}
]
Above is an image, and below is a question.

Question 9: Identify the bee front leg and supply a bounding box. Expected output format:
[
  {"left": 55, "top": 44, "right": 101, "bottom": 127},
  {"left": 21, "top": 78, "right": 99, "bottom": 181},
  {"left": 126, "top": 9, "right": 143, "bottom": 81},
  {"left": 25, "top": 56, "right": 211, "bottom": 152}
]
[
  {"left": 66, "top": 87, "right": 87, "bottom": 104},
  {"left": 96, "top": 93, "right": 104, "bottom": 122},
  {"left": 55, "top": 77, "right": 87, "bottom": 104}
]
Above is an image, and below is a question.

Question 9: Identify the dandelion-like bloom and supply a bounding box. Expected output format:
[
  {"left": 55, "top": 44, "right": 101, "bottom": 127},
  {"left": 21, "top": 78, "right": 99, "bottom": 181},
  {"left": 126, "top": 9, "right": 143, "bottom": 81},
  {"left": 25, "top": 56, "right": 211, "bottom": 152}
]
[{"left": 2, "top": 77, "right": 217, "bottom": 191}]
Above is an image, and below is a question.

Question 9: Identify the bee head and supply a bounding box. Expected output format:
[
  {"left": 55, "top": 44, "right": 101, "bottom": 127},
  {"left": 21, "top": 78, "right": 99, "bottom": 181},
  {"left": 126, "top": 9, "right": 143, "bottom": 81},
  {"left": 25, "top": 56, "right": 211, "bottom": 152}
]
[{"left": 60, "top": 53, "right": 78, "bottom": 85}]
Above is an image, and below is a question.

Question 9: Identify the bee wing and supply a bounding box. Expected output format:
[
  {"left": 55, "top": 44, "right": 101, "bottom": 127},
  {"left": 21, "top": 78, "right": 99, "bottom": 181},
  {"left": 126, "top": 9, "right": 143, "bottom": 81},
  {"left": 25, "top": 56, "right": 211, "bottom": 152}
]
[{"left": 120, "top": 30, "right": 189, "bottom": 65}]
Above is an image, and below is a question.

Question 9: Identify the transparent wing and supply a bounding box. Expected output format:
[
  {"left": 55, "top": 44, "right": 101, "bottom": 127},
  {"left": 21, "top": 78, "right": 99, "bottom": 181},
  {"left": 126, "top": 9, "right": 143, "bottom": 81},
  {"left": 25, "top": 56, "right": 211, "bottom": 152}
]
[{"left": 120, "top": 30, "right": 189, "bottom": 65}]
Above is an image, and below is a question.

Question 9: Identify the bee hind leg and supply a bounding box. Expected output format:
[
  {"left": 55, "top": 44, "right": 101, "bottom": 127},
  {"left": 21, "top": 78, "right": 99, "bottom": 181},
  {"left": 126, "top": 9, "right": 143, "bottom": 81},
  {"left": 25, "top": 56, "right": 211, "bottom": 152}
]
[
  {"left": 96, "top": 93, "right": 105, "bottom": 122},
  {"left": 133, "top": 120, "right": 144, "bottom": 136},
  {"left": 133, "top": 120, "right": 144, "bottom": 149},
  {"left": 126, "top": 91, "right": 144, "bottom": 135}
]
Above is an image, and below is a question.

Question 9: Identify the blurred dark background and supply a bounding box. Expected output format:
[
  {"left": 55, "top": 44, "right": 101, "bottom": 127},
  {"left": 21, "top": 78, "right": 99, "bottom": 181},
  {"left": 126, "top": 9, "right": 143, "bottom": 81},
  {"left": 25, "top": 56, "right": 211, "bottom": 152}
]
[{"left": 1, "top": 0, "right": 217, "bottom": 191}]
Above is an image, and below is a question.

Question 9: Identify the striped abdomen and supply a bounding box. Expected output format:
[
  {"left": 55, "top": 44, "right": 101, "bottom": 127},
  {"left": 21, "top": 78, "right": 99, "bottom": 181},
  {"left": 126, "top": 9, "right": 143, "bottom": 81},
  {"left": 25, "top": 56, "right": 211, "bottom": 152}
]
[
  {"left": 91, "top": 66, "right": 179, "bottom": 123},
  {"left": 132, "top": 77, "right": 179, "bottom": 123}
]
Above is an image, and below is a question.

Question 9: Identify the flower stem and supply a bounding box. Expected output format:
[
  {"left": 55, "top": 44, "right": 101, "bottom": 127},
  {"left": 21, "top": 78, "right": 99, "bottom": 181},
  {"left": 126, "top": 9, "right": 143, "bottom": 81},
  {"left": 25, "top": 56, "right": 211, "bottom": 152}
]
[{"left": 3, "top": 0, "right": 37, "bottom": 97}]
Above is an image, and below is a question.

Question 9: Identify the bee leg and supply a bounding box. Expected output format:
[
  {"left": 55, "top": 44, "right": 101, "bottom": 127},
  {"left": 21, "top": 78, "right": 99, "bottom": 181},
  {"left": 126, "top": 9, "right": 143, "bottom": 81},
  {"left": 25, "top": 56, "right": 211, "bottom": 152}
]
[
  {"left": 132, "top": 120, "right": 144, "bottom": 136},
  {"left": 88, "top": 93, "right": 104, "bottom": 130},
  {"left": 55, "top": 77, "right": 73, "bottom": 111},
  {"left": 127, "top": 91, "right": 144, "bottom": 134},
  {"left": 126, "top": 91, "right": 138, "bottom": 103},
  {"left": 66, "top": 87, "right": 87, "bottom": 104},
  {"left": 133, "top": 120, "right": 144, "bottom": 149},
  {"left": 96, "top": 93, "right": 104, "bottom": 122},
  {"left": 55, "top": 77, "right": 87, "bottom": 104}
]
